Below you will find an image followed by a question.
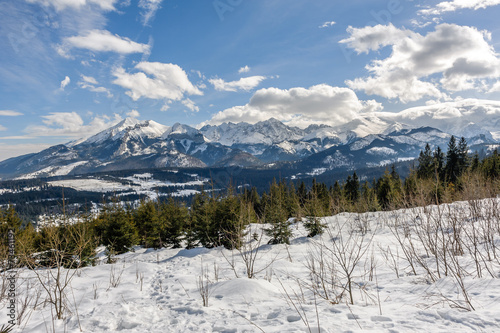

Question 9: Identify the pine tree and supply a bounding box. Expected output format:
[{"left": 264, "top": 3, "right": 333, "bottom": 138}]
[
  {"left": 159, "top": 198, "right": 188, "bottom": 249},
  {"left": 96, "top": 203, "right": 137, "bottom": 254},
  {"left": 433, "top": 146, "right": 445, "bottom": 181},
  {"left": 417, "top": 143, "right": 434, "bottom": 178},
  {"left": 446, "top": 135, "right": 460, "bottom": 183},
  {"left": 470, "top": 152, "right": 480, "bottom": 172},
  {"left": 457, "top": 136, "right": 469, "bottom": 175},
  {"left": 376, "top": 170, "right": 399, "bottom": 210},
  {"left": 191, "top": 190, "right": 217, "bottom": 248},
  {"left": 134, "top": 200, "right": 161, "bottom": 249},
  {"left": 304, "top": 184, "right": 326, "bottom": 237},
  {"left": 345, "top": 172, "right": 360, "bottom": 203},
  {"left": 213, "top": 186, "right": 243, "bottom": 249},
  {"left": 264, "top": 179, "right": 292, "bottom": 244}
]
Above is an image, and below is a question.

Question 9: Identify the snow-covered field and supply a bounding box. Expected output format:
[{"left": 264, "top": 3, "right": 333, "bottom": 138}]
[
  {"left": 46, "top": 173, "right": 208, "bottom": 199},
  {"left": 4, "top": 198, "right": 500, "bottom": 332}
]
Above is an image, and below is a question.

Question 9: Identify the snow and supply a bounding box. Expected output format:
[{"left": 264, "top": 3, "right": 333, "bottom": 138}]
[
  {"left": 51, "top": 161, "right": 89, "bottom": 176},
  {"left": 14, "top": 166, "right": 57, "bottom": 180},
  {"left": 366, "top": 147, "right": 397, "bottom": 156},
  {"left": 82, "top": 118, "right": 170, "bottom": 146},
  {"left": 47, "top": 175, "right": 208, "bottom": 197},
  {"left": 48, "top": 179, "right": 133, "bottom": 192},
  {"left": 6, "top": 198, "right": 500, "bottom": 332},
  {"left": 307, "top": 168, "right": 327, "bottom": 176}
]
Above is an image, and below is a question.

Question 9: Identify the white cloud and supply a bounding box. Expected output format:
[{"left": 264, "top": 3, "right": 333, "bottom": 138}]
[
  {"left": 489, "top": 81, "right": 500, "bottom": 93},
  {"left": 139, "top": 0, "right": 163, "bottom": 26},
  {"left": 339, "top": 24, "right": 415, "bottom": 54},
  {"left": 344, "top": 24, "right": 500, "bottom": 102},
  {"left": 0, "top": 110, "right": 23, "bottom": 116},
  {"left": 126, "top": 110, "right": 140, "bottom": 118},
  {"left": 0, "top": 125, "right": 6, "bottom": 131},
  {"left": 419, "top": 0, "right": 500, "bottom": 16},
  {"left": 182, "top": 98, "right": 199, "bottom": 112},
  {"left": 113, "top": 62, "right": 203, "bottom": 101},
  {"left": 59, "top": 30, "right": 150, "bottom": 57},
  {"left": 319, "top": 21, "right": 336, "bottom": 28},
  {"left": 238, "top": 66, "right": 251, "bottom": 74},
  {"left": 25, "top": 112, "right": 122, "bottom": 138},
  {"left": 209, "top": 76, "right": 267, "bottom": 92},
  {"left": 26, "top": 0, "right": 118, "bottom": 12},
  {"left": 81, "top": 75, "right": 98, "bottom": 85},
  {"left": 60, "top": 76, "right": 70, "bottom": 90},
  {"left": 205, "top": 84, "right": 382, "bottom": 128},
  {"left": 375, "top": 99, "right": 500, "bottom": 139},
  {"left": 77, "top": 75, "right": 112, "bottom": 97}
]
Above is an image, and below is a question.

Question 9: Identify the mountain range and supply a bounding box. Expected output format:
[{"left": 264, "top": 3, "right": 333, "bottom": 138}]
[{"left": 1, "top": 102, "right": 499, "bottom": 180}]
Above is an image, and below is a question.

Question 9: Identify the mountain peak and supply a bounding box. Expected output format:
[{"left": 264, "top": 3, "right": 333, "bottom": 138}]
[{"left": 118, "top": 117, "right": 142, "bottom": 128}]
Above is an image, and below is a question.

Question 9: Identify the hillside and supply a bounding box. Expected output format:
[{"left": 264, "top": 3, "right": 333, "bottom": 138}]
[{"left": 5, "top": 198, "right": 500, "bottom": 332}]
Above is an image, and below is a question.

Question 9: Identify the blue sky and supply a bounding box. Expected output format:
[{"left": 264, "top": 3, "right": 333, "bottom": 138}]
[{"left": 1, "top": 0, "right": 500, "bottom": 160}]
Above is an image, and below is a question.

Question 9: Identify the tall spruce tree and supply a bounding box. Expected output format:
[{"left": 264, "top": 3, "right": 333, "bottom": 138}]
[
  {"left": 159, "top": 198, "right": 188, "bottom": 249},
  {"left": 417, "top": 144, "right": 434, "bottom": 178},
  {"left": 264, "top": 179, "right": 292, "bottom": 244},
  {"left": 457, "top": 136, "right": 469, "bottom": 176},
  {"left": 96, "top": 203, "right": 137, "bottom": 254},
  {"left": 134, "top": 200, "right": 161, "bottom": 249},
  {"left": 446, "top": 135, "right": 460, "bottom": 183}
]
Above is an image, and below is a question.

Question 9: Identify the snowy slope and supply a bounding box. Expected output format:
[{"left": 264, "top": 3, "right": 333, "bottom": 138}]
[{"left": 6, "top": 198, "right": 500, "bottom": 332}]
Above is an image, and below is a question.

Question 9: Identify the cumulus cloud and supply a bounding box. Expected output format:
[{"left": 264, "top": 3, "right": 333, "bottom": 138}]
[
  {"left": 375, "top": 99, "right": 500, "bottom": 139},
  {"left": 344, "top": 24, "right": 500, "bottom": 102},
  {"left": 60, "top": 76, "right": 70, "bottom": 90},
  {"left": 319, "top": 21, "right": 336, "bottom": 28},
  {"left": 205, "top": 84, "right": 382, "bottom": 128},
  {"left": 339, "top": 24, "right": 415, "bottom": 54},
  {"left": 0, "top": 110, "right": 23, "bottom": 116},
  {"left": 139, "top": 0, "right": 163, "bottom": 26},
  {"left": 209, "top": 76, "right": 267, "bottom": 92},
  {"left": 112, "top": 62, "right": 203, "bottom": 102},
  {"left": 26, "top": 0, "right": 118, "bottom": 12},
  {"left": 238, "top": 66, "right": 251, "bottom": 74},
  {"left": 25, "top": 112, "right": 122, "bottom": 138},
  {"left": 58, "top": 30, "right": 150, "bottom": 57},
  {"left": 127, "top": 110, "right": 141, "bottom": 118},
  {"left": 182, "top": 98, "right": 199, "bottom": 112},
  {"left": 77, "top": 75, "right": 112, "bottom": 97},
  {"left": 419, "top": 0, "right": 500, "bottom": 16}
]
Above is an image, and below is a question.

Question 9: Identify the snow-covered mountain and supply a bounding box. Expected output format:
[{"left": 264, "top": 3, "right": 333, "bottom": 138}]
[{"left": 0, "top": 111, "right": 498, "bottom": 180}]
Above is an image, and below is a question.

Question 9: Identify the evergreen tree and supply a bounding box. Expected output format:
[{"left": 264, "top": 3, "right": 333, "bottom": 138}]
[
  {"left": 297, "top": 181, "right": 307, "bottom": 206},
  {"left": 264, "top": 179, "right": 292, "bottom": 244},
  {"left": 329, "top": 180, "right": 344, "bottom": 213},
  {"left": 457, "top": 136, "right": 469, "bottom": 175},
  {"left": 304, "top": 183, "right": 327, "bottom": 237},
  {"left": 470, "top": 152, "right": 480, "bottom": 172},
  {"left": 345, "top": 172, "right": 360, "bottom": 203},
  {"left": 191, "top": 190, "right": 217, "bottom": 248},
  {"left": 134, "top": 200, "right": 161, "bottom": 248},
  {"left": 417, "top": 143, "right": 434, "bottom": 178},
  {"left": 96, "top": 204, "right": 137, "bottom": 254},
  {"left": 376, "top": 170, "right": 399, "bottom": 210},
  {"left": 159, "top": 198, "right": 188, "bottom": 249},
  {"left": 433, "top": 146, "right": 445, "bottom": 181},
  {"left": 446, "top": 135, "right": 460, "bottom": 183},
  {"left": 483, "top": 149, "right": 500, "bottom": 178},
  {"left": 213, "top": 186, "right": 243, "bottom": 249}
]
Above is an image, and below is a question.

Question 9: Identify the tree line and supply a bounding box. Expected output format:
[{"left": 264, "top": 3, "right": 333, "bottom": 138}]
[{"left": 1, "top": 136, "right": 499, "bottom": 269}]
